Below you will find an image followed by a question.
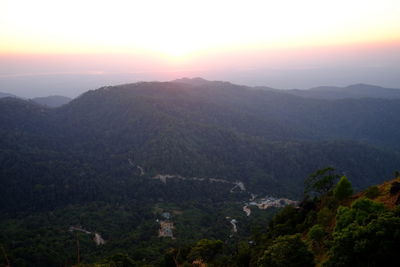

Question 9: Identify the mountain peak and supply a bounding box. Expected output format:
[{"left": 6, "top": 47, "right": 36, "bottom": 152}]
[
  {"left": 174, "top": 77, "right": 208, "bottom": 83},
  {"left": 172, "top": 77, "right": 237, "bottom": 87}
]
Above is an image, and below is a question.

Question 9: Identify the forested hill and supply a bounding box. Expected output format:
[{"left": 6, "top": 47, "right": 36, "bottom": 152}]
[
  {"left": 282, "top": 83, "right": 400, "bottom": 100},
  {"left": 1, "top": 79, "right": 400, "bottom": 214},
  {"left": 62, "top": 79, "right": 400, "bottom": 148},
  {"left": 2, "top": 79, "right": 400, "bottom": 266},
  {"left": 155, "top": 173, "right": 400, "bottom": 267}
]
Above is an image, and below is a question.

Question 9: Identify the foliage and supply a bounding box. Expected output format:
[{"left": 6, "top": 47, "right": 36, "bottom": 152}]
[
  {"left": 2, "top": 80, "right": 400, "bottom": 266},
  {"left": 100, "top": 253, "right": 137, "bottom": 267},
  {"left": 333, "top": 176, "right": 354, "bottom": 201},
  {"left": 305, "top": 167, "right": 340, "bottom": 197},
  {"left": 324, "top": 200, "right": 400, "bottom": 267},
  {"left": 316, "top": 207, "right": 335, "bottom": 228},
  {"left": 308, "top": 224, "right": 325, "bottom": 244},
  {"left": 257, "top": 234, "right": 314, "bottom": 267},
  {"left": 2, "top": 82, "right": 400, "bottom": 215},
  {"left": 187, "top": 239, "right": 223, "bottom": 263},
  {"left": 335, "top": 198, "right": 385, "bottom": 231},
  {"left": 267, "top": 205, "right": 306, "bottom": 238}
]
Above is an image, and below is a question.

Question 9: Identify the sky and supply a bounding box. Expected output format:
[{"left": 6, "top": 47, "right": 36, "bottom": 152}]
[{"left": 0, "top": 0, "right": 400, "bottom": 97}]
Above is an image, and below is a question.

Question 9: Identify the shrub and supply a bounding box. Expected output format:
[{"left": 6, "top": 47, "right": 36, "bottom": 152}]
[{"left": 333, "top": 176, "right": 353, "bottom": 201}]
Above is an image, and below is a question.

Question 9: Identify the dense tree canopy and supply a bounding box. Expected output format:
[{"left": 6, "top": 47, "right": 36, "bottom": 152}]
[
  {"left": 2, "top": 80, "right": 400, "bottom": 266},
  {"left": 257, "top": 234, "right": 314, "bottom": 267}
]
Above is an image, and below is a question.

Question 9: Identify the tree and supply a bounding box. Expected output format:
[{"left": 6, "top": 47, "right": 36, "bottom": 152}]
[
  {"left": 257, "top": 234, "right": 314, "bottom": 267},
  {"left": 187, "top": 239, "right": 223, "bottom": 263},
  {"left": 335, "top": 198, "right": 385, "bottom": 231},
  {"left": 333, "top": 176, "right": 353, "bottom": 201},
  {"left": 317, "top": 207, "right": 335, "bottom": 228},
  {"left": 305, "top": 167, "right": 340, "bottom": 198},
  {"left": 308, "top": 224, "right": 326, "bottom": 253},
  {"left": 325, "top": 200, "right": 400, "bottom": 267},
  {"left": 268, "top": 205, "right": 305, "bottom": 238},
  {"left": 308, "top": 224, "right": 325, "bottom": 244},
  {"left": 102, "top": 253, "right": 136, "bottom": 267}
]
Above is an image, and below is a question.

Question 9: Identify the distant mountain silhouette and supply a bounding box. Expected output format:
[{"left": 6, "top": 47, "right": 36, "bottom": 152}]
[
  {"left": 283, "top": 83, "right": 400, "bottom": 99},
  {"left": 0, "top": 91, "right": 16, "bottom": 98},
  {"left": 1, "top": 92, "right": 71, "bottom": 107},
  {"left": 31, "top": 95, "right": 72, "bottom": 107}
]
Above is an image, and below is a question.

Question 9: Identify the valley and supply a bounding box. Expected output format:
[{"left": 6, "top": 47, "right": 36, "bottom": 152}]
[{"left": 1, "top": 78, "right": 400, "bottom": 266}]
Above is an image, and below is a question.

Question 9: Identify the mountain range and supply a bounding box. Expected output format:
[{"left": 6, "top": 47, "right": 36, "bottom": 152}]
[
  {"left": 281, "top": 83, "right": 400, "bottom": 99},
  {"left": 2, "top": 78, "right": 400, "bottom": 266},
  {"left": 1, "top": 78, "right": 400, "bottom": 212},
  {"left": 0, "top": 91, "right": 71, "bottom": 107}
]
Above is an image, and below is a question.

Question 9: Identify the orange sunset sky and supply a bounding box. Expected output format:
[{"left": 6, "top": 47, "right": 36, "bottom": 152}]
[{"left": 0, "top": 0, "right": 400, "bottom": 97}]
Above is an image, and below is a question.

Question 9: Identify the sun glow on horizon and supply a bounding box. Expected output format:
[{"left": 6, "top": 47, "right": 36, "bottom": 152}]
[{"left": 1, "top": 0, "right": 400, "bottom": 58}]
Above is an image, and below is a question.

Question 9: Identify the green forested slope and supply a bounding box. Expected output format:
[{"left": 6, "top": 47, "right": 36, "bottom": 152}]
[
  {"left": 1, "top": 80, "right": 400, "bottom": 214},
  {"left": 2, "top": 79, "right": 400, "bottom": 266},
  {"left": 163, "top": 172, "right": 400, "bottom": 267}
]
